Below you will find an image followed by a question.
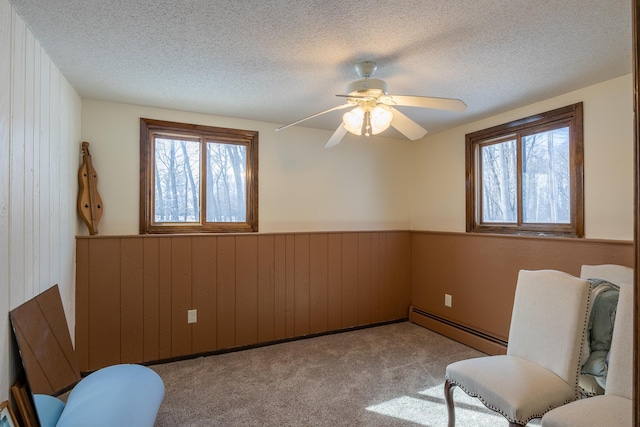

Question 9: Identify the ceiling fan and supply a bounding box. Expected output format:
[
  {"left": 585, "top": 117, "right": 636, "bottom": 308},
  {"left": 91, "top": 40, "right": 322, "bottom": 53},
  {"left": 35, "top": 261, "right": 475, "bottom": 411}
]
[{"left": 276, "top": 61, "right": 467, "bottom": 148}]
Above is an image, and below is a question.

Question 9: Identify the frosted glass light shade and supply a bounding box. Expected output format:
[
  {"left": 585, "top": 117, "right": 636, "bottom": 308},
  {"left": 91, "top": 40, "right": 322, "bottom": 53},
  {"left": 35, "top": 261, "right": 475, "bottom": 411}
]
[
  {"left": 343, "top": 107, "right": 365, "bottom": 135},
  {"left": 370, "top": 105, "right": 393, "bottom": 134}
]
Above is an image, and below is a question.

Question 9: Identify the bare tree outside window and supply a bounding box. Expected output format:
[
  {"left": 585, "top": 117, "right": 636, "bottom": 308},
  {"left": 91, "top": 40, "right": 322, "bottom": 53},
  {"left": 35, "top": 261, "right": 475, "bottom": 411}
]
[
  {"left": 154, "top": 137, "right": 200, "bottom": 223},
  {"left": 522, "top": 128, "right": 570, "bottom": 224},
  {"left": 206, "top": 142, "right": 247, "bottom": 222},
  {"left": 140, "top": 119, "right": 258, "bottom": 234},
  {"left": 466, "top": 103, "right": 583, "bottom": 237},
  {"left": 481, "top": 139, "right": 517, "bottom": 223}
]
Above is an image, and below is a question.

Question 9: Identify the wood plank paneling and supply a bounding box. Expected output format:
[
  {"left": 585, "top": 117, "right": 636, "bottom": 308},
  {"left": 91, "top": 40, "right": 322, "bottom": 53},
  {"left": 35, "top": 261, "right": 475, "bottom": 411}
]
[
  {"left": 74, "top": 238, "right": 89, "bottom": 369},
  {"left": 309, "top": 234, "right": 328, "bottom": 334},
  {"left": 192, "top": 236, "right": 217, "bottom": 353},
  {"left": 381, "top": 232, "right": 397, "bottom": 321},
  {"left": 273, "top": 235, "right": 286, "bottom": 340},
  {"left": 370, "top": 233, "right": 381, "bottom": 323},
  {"left": 341, "top": 234, "right": 358, "bottom": 328},
  {"left": 285, "top": 234, "right": 295, "bottom": 338},
  {"left": 23, "top": 29, "right": 34, "bottom": 301},
  {"left": 32, "top": 40, "right": 42, "bottom": 294},
  {"left": 411, "top": 231, "right": 634, "bottom": 342},
  {"left": 76, "top": 231, "right": 631, "bottom": 371},
  {"left": 120, "top": 238, "right": 144, "bottom": 363},
  {"left": 397, "top": 232, "right": 411, "bottom": 319},
  {"left": 75, "top": 232, "right": 414, "bottom": 370},
  {"left": 385, "top": 233, "right": 401, "bottom": 320},
  {"left": 236, "top": 235, "right": 258, "bottom": 346},
  {"left": 257, "top": 235, "right": 275, "bottom": 342},
  {"left": 294, "top": 234, "right": 310, "bottom": 336},
  {"left": 217, "top": 236, "right": 236, "bottom": 349},
  {"left": 37, "top": 52, "right": 51, "bottom": 294},
  {"left": 170, "top": 237, "right": 192, "bottom": 357},
  {"left": 327, "top": 233, "right": 342, "bottom": 331},
  {"left": 0, "top": 1, "right": 81, "bottom": 399},
  {"left": 58, "top": 77, "right": 73, "bottom": 310},
  {"left": 88, "top": 238, "right": 121, "bottom": 370},
  {"left": 48, "top": 64, "right": 61, "bottom": 289},
  {"left": 9, "top": 14, "right": 26, "bottom": 309},
  {"left": 0, "top": 5, "right": 12, "bottom": 382},
  {"left": 142, "top": 238, "right": 160, "bottom": 362},
  {"left": 0, "top": 0, "right": 10, "bottom": 290},
  {"left": 357, "top": 233, "right": 371, "bottom": 326},
  {"left": 158, "top": 238, "right": 172, "bottom": 359}
]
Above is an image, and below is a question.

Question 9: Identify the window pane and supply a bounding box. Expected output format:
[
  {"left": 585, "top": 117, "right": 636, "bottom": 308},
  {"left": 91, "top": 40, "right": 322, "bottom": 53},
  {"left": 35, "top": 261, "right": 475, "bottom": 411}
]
[
  {"left": 481, "top": 140, "right": 517, "bottom": 223},
  {"left": 154, "top": 137, "right": 200, "bottom": 223},
  {"left": 522, "top": 127, "right": 570, "bottom": 224},
  {"left": 206, "top": 142, "right": 247, "bottom": 222},
  {"left": 465, "top": 103, "right": 582, "bottom": 236}
]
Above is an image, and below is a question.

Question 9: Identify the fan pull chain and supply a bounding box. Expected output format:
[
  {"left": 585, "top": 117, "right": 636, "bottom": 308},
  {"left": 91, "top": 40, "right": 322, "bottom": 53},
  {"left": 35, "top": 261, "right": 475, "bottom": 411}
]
[{"left": 363, "top": 110, "right": 371, "bottom": 137}]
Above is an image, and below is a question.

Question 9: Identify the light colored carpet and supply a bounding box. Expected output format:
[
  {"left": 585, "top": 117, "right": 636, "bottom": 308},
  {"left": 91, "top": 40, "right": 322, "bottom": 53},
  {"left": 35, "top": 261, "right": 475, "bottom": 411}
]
[{"left": 151, "top": 322, "right": 535, "bottom": 426}]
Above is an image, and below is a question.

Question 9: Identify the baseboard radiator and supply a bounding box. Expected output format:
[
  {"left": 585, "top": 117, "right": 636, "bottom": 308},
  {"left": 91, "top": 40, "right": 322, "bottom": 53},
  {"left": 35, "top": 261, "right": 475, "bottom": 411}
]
[{"left": 409, "top": 306, "right": 507, "bottom": 355}]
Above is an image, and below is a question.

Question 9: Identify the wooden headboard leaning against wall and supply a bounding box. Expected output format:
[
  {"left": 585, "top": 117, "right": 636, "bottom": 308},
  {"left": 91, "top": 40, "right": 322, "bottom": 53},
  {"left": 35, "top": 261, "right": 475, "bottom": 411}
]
[{"left": 9, "top": 284, "right": 81, "bottom": 396}]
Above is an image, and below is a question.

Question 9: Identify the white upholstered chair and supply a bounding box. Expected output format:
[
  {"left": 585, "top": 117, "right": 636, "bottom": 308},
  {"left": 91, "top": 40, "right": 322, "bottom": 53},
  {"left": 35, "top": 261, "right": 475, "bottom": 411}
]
[
  {"left": 578, "top": 263, "right": 633, "bottom": 396},
  {"left": 580, "top": 264, "right": 633, "bottom": 287},
  {"left": 444, "top": 270, "right": 592, "bottom": 426},
  {"left": 540, "top": 282, "right": 633, "bottom": 426}
]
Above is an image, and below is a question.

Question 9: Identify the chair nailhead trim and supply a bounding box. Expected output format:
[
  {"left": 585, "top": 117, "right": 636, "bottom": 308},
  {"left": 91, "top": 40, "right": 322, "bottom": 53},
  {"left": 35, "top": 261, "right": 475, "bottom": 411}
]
[
  {"left": 445, "top": 378, "right": 577, "bottom": 424},
  {"left": 445, "top": 279, "right": 592, "bottom": 424}
]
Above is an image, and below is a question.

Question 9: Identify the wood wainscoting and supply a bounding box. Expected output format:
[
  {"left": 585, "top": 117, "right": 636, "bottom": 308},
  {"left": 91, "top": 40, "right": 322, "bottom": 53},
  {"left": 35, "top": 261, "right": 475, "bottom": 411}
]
[
  {"left": 76, "top": 230, "right": 633, "bottom": 371},
  {"left": 75, "top": 231, "right": 411, "bottom": 372},
  {"left": 411, "top": 231, "right": 634, "bottom": 354}
]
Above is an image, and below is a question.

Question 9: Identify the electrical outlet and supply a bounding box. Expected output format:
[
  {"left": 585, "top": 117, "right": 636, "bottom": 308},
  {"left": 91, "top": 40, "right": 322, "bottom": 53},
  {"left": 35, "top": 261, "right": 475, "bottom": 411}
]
[
  {"left": 445, "top": 294, "right": 452, "bottom": 307},
  {"left": 187, "top": 309, "right": 197, "bottom": 323}
]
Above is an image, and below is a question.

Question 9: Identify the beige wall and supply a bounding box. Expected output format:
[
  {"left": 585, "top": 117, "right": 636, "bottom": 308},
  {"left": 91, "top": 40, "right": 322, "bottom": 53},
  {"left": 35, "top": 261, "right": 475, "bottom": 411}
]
[
  {"left": 83, "top": 75, "right": 633, "bottom": 241},
  {"left": 0, "top": 0, "right": 81, "bottom": 402},
  {"left": 81, "top": 100, "right": 413, "bottom": 235},
  {"left": 411, "top": 74, "right": 634, "bottom": 241}
]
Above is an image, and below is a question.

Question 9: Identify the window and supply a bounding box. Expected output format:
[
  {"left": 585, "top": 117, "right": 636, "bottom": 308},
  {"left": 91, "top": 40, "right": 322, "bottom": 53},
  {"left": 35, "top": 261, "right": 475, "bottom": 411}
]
[
  {"left": 140, "top": 118, "right": 258, "bottom": 233},
  {"left": 466, "top": 103, "right": 583, "bottom": 237}
]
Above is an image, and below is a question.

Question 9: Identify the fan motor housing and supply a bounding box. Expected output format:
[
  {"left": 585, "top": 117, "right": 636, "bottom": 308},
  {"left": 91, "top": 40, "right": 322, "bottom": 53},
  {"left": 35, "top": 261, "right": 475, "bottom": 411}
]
[{"left": 346, "top": 78, "right": 388, "bottom": 97}]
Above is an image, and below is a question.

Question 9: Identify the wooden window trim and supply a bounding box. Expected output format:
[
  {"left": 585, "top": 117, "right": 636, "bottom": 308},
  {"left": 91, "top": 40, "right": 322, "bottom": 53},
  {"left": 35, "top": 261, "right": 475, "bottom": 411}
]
[
  {"left": 140, "top": 118, "right": 258, "bottom": 234},
  {"left": 466, "top": 102, "right": 584, "bottom": 237}
]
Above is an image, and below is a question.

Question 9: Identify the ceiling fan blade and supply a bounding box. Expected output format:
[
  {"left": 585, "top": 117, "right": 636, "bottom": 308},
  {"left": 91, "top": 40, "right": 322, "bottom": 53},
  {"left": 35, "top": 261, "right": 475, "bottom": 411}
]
[
  {"left": 276, "top": 103, "right": 354, "bottom": 131},
  {"left": 325, "top": 125, "right": 348, "bottom": 148},
  {"left": 387, "top": 95, "right": 467, "bottom": 112},
  {"left": 389, "top": 107, "right": 428, "bottom": 140}
]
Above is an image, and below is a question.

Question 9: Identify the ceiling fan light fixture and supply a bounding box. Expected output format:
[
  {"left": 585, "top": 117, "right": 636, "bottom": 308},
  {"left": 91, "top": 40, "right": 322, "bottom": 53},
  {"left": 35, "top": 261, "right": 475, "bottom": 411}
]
[
  {"left": 342, "top": 105, "right": 393, "bottom": 137},
  {"left": 276, "top": 61, "right": 465, "bottom": 148}
]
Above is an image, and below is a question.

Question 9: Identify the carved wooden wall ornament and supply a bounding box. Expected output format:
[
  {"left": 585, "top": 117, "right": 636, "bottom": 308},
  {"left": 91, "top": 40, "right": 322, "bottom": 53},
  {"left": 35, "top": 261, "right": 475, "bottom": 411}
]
[{"left": 77, "top": 141, "right": 103, "bottom": 235}]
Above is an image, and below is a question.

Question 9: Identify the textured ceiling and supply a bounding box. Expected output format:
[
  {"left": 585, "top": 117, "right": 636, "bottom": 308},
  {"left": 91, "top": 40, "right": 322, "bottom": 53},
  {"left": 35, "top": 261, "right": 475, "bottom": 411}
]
[{"left": 9, "top": 0, "right": 633, "bottom": 137}]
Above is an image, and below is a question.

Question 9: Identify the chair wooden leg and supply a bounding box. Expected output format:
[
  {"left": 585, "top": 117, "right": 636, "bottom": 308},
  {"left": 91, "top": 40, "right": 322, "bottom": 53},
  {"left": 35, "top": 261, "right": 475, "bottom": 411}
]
[{"left": 444, "top": 379, "right": 456, "bottom": 427}]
